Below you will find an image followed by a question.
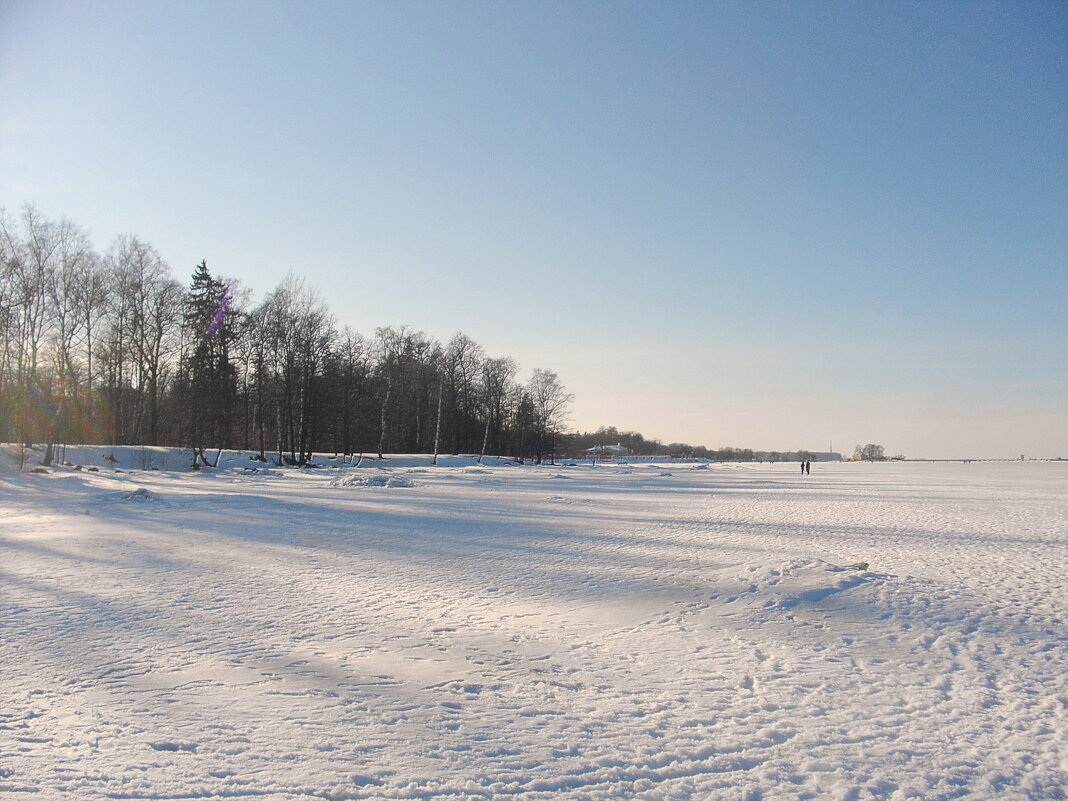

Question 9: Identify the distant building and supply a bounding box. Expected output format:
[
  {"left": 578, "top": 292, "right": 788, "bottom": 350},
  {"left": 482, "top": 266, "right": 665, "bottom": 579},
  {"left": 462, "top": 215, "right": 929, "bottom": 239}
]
[{"left": 585, "top": 443, "right": 630, "bottom": 460}]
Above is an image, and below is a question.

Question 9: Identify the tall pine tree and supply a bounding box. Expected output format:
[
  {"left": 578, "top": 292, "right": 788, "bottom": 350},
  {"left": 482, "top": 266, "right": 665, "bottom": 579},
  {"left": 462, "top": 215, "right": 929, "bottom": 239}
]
[{"left": 179, "top": 261, "right": 236, "bottom": 464}]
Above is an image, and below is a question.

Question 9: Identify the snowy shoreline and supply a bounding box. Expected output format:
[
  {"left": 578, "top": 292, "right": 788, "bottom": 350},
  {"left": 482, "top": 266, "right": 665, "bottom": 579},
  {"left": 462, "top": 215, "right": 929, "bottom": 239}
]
[{"left": 2, "top": 453, "right": 1065, "bottom": 799}]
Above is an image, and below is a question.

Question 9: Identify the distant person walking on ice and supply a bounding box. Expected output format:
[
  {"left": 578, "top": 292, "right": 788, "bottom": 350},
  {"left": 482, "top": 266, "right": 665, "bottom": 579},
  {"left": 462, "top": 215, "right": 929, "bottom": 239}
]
[{"left": 805, "top": 460, "right": 811, "bottom": 475}]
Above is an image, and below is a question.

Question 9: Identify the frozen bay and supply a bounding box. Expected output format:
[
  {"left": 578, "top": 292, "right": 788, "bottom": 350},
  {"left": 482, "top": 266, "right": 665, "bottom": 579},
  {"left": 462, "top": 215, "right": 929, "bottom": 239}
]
[{"left": 2, "top": 454, "right": 1065, "bottom": 800}]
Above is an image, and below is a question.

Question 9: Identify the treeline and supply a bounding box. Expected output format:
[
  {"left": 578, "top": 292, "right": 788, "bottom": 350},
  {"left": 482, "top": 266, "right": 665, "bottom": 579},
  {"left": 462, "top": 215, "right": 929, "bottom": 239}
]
[
  {"left": 565, "top": 426, "right": 755, "bottom": 460},
  {"left": 0, "top": 206, "right": 573, "bottom": 466}
]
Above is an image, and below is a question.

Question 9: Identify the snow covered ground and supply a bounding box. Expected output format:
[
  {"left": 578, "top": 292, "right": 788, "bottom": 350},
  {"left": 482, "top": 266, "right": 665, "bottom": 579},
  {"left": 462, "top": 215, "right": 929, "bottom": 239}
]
[{"left": 2, "top": 449, "right": 1066, "bottom": 800}]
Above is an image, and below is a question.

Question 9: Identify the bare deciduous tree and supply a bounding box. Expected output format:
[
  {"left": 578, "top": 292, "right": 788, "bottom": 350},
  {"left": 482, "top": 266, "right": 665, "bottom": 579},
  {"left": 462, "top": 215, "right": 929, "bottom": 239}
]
[
  {"left": 528, "top": 368, "right": 573, "bottom": 465},
  {"left": 478, "top": 355, "right": 517, "bottom": 463},
  {"left": 854, "top": 443, "right": 886, "bottom": 462}
]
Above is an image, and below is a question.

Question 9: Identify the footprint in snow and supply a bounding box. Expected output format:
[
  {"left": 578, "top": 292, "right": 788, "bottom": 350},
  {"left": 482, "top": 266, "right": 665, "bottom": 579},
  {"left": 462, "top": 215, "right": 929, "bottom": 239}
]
[{"left": 148, "top": 741, "right": 197, "bottom": 753}]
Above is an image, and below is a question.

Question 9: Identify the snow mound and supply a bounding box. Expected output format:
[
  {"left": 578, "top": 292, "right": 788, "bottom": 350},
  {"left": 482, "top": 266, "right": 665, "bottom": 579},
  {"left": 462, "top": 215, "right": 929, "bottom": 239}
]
[
  {"left": 719, "top": 559, "right": 874, "bottom": 611},
  {"left": 92, "top": 486, "right": 169, "bottom": 508},
  {"left": 331, "top": 472, "right": 416, "bottom": 489},
  {"left": 237, "top": 466, "right": 283, "bottom": 478},
  {"left": 122, "top": 487, "right": 154, "bottom": 502},
  {"left": 545, "top": 495, "right": 593, "bottom": 505}
]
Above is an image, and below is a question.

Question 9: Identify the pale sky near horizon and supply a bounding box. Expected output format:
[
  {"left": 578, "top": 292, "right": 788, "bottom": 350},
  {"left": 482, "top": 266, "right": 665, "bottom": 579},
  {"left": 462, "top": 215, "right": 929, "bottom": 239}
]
[{"left": 2, "top": 0, "right": 1065, "bottom": 459}]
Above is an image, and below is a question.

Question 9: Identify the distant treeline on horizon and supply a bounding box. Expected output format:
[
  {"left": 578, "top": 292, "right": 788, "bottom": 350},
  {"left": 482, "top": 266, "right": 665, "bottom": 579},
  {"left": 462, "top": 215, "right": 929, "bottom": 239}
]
[{"left": 569, "top": 427, "right": 842, "bottom": 462}]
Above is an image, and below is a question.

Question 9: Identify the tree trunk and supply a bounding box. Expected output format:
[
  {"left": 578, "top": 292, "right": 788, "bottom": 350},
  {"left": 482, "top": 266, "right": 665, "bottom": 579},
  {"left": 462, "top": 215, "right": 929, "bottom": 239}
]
[
  {"left": 479, "top": 410, "right": 491, "bottom": 465},
  {"left": 377, "top": 377, "right": 391, "bottom": 459},
  {"left": 432, "top": 375, "right": 444, "bottom": 465}
]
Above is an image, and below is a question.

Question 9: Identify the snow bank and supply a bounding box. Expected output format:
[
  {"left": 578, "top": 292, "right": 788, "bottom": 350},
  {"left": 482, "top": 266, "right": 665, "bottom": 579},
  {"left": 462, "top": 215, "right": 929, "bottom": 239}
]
[{"left": 1, "top": 444, "right": 521, "bottom": 474}]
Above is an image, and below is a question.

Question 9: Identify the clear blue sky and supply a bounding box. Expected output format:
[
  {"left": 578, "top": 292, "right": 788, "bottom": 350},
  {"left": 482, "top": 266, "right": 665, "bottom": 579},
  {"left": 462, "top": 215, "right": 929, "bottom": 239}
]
[{"left": 2, "top": 0, "right": 1065, "bottom": 458}]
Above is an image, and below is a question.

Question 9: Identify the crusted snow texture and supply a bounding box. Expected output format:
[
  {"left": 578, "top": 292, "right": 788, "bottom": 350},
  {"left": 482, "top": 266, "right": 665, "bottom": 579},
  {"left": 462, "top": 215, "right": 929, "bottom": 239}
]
[{"left": 2, "top": 449, "right": 1066, "bottom": 800}]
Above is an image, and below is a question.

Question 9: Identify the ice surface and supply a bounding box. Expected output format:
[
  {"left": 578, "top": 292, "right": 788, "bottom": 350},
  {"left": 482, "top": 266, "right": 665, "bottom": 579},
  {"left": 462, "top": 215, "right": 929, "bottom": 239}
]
[{"left": 1, "top": 449, "right": 1065, "bottom": 799}]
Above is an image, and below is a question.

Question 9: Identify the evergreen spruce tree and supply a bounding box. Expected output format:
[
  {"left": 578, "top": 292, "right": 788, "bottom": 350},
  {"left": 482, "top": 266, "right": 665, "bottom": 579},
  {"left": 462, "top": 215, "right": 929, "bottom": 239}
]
[{"left": 180, "top": 261, "right": 236, "bottom": 465}]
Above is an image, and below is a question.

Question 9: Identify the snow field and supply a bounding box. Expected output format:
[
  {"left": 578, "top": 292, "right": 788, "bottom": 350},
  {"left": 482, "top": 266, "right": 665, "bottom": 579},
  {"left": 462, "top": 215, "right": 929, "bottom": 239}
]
[{"left": 1, "top": 455, "right": 1066, "bottom": 800}]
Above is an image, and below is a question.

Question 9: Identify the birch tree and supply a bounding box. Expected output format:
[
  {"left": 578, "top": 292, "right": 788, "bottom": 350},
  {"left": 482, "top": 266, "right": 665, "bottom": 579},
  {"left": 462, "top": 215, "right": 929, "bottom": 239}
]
[
  {"left": 478, "top": 355, "right": 517, "bottom": 462},
  {"left": 528, "top": 368, "right": 573, "bottom": 465}
]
